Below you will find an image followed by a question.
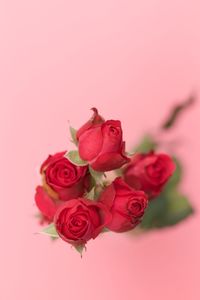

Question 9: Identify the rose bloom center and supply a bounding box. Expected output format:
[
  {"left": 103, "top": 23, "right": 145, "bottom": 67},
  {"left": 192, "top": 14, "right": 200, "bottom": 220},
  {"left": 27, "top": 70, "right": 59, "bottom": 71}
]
[
  {"left": 109, "top": 126, "right": 119, "bottom": 136},
  {"left": 127, "top": 199, "right": 143, "bottom": 217}
]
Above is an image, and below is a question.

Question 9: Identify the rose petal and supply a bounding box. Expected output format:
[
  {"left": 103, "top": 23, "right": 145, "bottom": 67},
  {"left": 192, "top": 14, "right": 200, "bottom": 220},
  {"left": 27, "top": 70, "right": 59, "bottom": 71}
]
[
  {"left": 100, "top": 120, "right": 122, "bottom": 153},
  {"left": 99, "top": 184, "right": 116, "bottom": 209},
  {"left": 107, "top": 210, "right": 137, "bottom": 233},
  {"left": 78, "top": 126, "right": 103, "bottom": 161},
  {"left": 40, "top": 151, "right": 66, "bottom": 173},
  {"left": 91, "top": 151, "right": 130, "bottom": 172},
  {"left": 35, "top": 186, "right": 57, "bottom": 221}
]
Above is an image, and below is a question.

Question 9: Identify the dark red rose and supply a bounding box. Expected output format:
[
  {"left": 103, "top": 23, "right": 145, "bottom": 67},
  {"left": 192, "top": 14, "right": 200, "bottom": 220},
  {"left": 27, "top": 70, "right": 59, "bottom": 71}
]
[
  {"left": 41, "top": 151, "right": 89, "bottom": 201},
  {"left": 124, "top": 152, "right": 176, "bottom": 198},
  {"left": 99, "top": 177, "right": 148, "bottom": 233},
  {"left": 54, "top": 198, "right": 111, "bottom": 246},
  {"left": 35, "top": 186, "right": 58, "bottom": 223},
  {"left": 76, "top": 109, "right": 130, "bottom": 172}
]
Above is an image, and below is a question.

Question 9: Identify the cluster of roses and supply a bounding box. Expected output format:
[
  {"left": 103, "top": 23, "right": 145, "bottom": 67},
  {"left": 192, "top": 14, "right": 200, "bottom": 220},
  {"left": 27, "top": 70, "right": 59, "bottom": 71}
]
[{"left": 35, "top": 108, "right": 175, "bottom": 250}]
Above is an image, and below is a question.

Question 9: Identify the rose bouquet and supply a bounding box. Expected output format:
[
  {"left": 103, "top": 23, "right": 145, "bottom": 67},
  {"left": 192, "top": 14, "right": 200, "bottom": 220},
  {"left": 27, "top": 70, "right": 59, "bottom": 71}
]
[{"left": 35, "top": 98, "right": 194, "bottom": 255}]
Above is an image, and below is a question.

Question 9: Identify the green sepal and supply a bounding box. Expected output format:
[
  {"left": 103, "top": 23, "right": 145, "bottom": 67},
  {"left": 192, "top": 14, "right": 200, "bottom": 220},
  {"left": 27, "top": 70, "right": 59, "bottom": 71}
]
[
  {"left": 69, "top": 126, "right": 78, "bottom": 146},
  {"left": 89, "top": 166, "right": 104, "bottom": 185},
  {"left": 125, "top": 151, "right": 135, "bottom": 157},
  {"left": 85, "top": 186, "right": 96, "bottom": 201},
  {"left": 101, "top": 227, "right": 110, "bottom": 233},
  {"left": 134, "top": 134, "right": 157, "bottom": 154},
  {"left": 65, "top": 150, "right": 88, "bottom": 166},
  {"left": 85, "top": 185, "right": 104, "bottom": 201},
  {"left": 40, "top": 223, "right": 59, "bottom": 238},
  {"left": 74, "top": 244, "right": 85, "bottom": 257}
]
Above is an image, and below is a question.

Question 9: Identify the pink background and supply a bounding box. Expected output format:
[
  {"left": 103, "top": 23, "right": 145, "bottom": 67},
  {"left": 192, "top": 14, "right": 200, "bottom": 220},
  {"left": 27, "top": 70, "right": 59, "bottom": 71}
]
[{"left": 1, "top": 1, "right": 200, "bottom": 299}]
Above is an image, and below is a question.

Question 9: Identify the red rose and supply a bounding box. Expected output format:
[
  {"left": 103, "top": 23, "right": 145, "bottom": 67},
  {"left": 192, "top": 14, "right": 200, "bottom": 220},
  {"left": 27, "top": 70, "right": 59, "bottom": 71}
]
[
  {"left": 54, "top": 198, "right": 111, "bottom": 246},
  {"left": 76, "top": 109, "right": 130, "bottom": 172},
  {"left": 76, "top": 107, "right": 105, "bottom": 139},
  {"left": 35, "top": 186, "right": 58, "bottom": 223},
  {"left": 100, "top": 177, "right": 148, "bottom": 233},
  {"left": 41, "top": 151, "right": 89, "bottom": 201},
  {"left": 124, "top": 152, "right": 176, "bottom": 198}
]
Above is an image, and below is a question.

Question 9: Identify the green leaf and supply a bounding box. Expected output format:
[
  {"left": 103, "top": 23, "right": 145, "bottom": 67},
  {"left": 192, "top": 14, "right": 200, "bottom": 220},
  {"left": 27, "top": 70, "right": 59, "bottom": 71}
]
[
  {"left": 140, "top": 194, "right": 168, "bottom": 229},
  {"left": 165, "top": 157, "right": 182, "bottom": 190},
  {"left": 74, "top": 244, "right": 85, "bottom": 257},
  {"left": 40, "top": 223, "right": 59, "bottom": 238},
  {"left": 89, "top": 166, "right": 104, "bottom": 184},
  {"left": 140, "top": 189, "right": 194, "bottom": 230},
  {"left": 163, "top": 190, "right": 194, "bottom": 226},
  {"left": 134, "top": 135, "right": 157, "bottom": 154},
  {"left": 65, "top": 150, "right": 88, "bottom": 166},
  {"left": 69, "top": 126, "right": 78, "bottom": 146}
]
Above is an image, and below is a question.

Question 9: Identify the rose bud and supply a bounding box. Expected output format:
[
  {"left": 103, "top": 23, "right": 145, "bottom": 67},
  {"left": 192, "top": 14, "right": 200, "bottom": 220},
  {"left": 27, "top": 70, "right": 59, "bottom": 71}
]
[
  {"left": 124, "top": 152, "right": 176, "bottom": 198},
  {"left": 99, "top": 177, "right": 148, "bottom": 233},
  {"left": 41, "top": 151, "right": 89, "bottom": 201},
  {"left": 76, "top": 107, "right": 105, "bottom": 139},
  {"left": 35, "top": 186, "right": 58, "bottom": 223},
  {"left": 76, "top": 109, "right": 130, "bottom": 172},
  {"left": 54, "top": 198, "right": 111, "bottom": 246}
]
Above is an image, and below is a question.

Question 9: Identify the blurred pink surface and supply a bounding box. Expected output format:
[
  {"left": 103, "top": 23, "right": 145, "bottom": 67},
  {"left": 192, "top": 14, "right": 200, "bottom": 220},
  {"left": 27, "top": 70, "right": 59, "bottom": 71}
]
[{"left": 0, "top": 1, "right": 200, "bottom": 299}]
